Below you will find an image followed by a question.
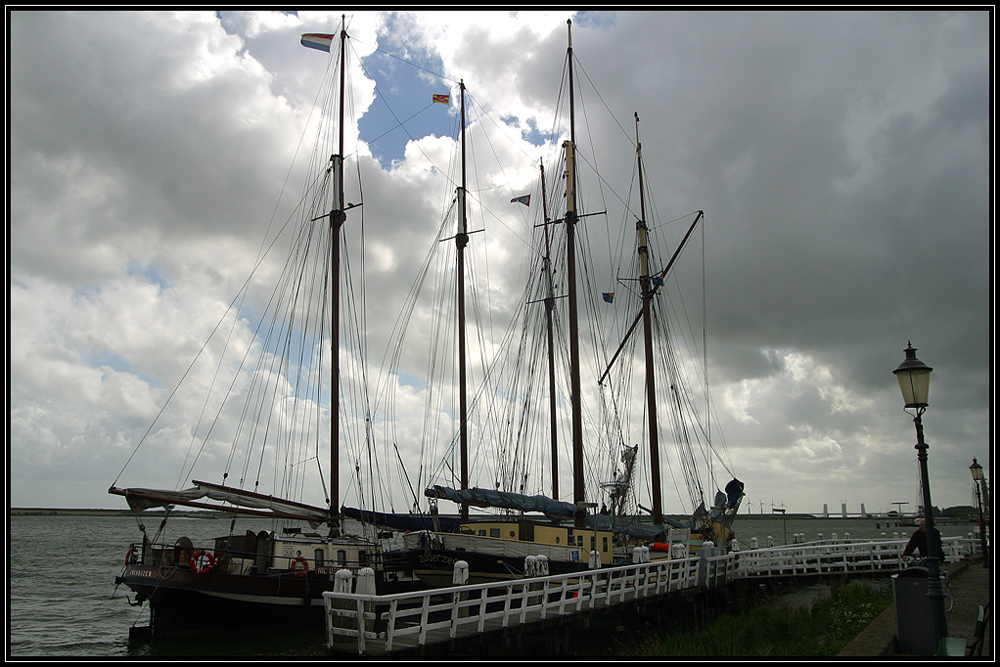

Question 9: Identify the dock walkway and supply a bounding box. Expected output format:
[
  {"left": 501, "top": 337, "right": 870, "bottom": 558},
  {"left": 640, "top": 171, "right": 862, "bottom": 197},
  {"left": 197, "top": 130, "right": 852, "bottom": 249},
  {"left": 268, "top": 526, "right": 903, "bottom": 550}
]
[
  {"left": 324, "top": 536, "right": 986, "bottom": 656},
  {"left": 838, "top": 554, "right": 991, "bottom": 657}
]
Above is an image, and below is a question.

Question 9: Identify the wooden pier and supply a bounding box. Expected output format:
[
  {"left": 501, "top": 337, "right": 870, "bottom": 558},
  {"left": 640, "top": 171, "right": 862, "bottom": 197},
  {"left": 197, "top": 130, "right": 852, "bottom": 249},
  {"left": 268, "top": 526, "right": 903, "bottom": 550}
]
[{"left": 323, "top": 536, "right": 980, "bottom": 655}]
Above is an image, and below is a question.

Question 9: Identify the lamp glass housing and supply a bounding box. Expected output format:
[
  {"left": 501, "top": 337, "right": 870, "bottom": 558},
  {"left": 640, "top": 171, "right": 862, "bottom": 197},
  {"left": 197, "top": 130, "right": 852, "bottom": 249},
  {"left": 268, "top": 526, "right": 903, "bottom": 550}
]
[
  {"left": 970, "top": 458, "right": 985, "bottom": 482},
  {"left": 893, "top": 343, "right": 932, "bottom": 408},
  {"left": 895, "top": 368, "right": 931, "bottom": 407}
]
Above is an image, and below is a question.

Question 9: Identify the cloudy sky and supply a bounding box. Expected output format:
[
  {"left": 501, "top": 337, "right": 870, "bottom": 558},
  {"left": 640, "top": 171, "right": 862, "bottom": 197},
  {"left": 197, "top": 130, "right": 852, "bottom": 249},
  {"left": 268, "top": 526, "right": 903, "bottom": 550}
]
[{"left": 9, "top": 10, "right": 991, "bottom": 517}]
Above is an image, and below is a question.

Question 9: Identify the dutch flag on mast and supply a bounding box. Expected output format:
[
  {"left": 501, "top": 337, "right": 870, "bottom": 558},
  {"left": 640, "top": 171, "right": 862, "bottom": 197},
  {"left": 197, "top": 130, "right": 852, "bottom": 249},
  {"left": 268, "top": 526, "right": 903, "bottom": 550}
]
[{"left": 301, "top": 33, "right": 335, "bottom": 53}]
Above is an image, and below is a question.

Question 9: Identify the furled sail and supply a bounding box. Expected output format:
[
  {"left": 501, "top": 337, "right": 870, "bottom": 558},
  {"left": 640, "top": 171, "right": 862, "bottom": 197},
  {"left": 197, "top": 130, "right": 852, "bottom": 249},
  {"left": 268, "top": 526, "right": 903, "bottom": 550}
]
[
  {"left": 340, "top": 506, "right": 464, "bottom": 533},
  {"left": 108, "top": 480, "right": 332, "bottom": 527},
  {"left": 424, "top": 485, "right": 684, "bottom": 538},
  {"left": 425, "top": 485, "right": 577, "bottom": 520},
  {"left": 589, "top": 513, "right": 685, "bottom": 538}
]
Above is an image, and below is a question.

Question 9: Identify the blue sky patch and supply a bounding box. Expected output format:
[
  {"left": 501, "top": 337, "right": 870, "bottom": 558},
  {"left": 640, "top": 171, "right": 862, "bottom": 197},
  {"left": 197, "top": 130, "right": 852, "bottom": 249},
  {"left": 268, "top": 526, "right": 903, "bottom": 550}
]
[{"left": 359, "top": 20, "right": 457, "bottom": 169}]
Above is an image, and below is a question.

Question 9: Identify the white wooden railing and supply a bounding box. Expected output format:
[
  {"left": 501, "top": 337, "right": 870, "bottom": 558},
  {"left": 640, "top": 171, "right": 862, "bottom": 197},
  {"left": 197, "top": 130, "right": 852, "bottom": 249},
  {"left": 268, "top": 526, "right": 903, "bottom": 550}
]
[
  {"left": 324, "top": 536, "right": 980, "bottom": 655},
  {"left": 324, "top": 552, "right": 706, "bottom": 655},
  {"left": 734, "top": 535, "right": 971, "bottom": 578}
]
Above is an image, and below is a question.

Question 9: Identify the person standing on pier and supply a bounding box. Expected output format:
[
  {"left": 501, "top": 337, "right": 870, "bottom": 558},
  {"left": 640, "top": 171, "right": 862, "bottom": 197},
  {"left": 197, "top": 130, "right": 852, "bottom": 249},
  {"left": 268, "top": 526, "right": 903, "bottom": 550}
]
[{"left": 902, "top": 518, "right": 942, "bottom": 561}]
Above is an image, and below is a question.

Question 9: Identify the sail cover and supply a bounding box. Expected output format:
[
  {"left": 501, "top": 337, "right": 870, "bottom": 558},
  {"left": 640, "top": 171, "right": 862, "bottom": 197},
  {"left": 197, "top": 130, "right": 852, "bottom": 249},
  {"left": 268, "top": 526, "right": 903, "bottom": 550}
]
[
  {"left": 590, "top": 513, "right": 687, "bottom": 537},
  {"left": 341, "top": 506, "right": 464, "bottom": 533},
  {"left": 424, "top": 485, "right": 684, "bottom": 538},
  {"left": 109, "top": 481, "right": 331, "bottom": 527},
  {"left": 425, "top": 485, "right": 577, "bottom": 520}
]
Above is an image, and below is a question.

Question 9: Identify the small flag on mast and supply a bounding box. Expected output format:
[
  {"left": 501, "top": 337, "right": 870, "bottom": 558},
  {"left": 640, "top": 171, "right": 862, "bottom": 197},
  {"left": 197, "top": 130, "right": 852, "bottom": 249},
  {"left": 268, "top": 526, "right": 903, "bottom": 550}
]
[
  {"left": 602, "top": 292, "right": 615, "bottom": 303},
  {"left": 300, "top": 33, "right": 335, "bottom": 53},
  {"left": 433, "top": 94, "right": 450, "bottom": 105},
  {"left": 510, "top": 194, "right": 531, "bottom": 206}
]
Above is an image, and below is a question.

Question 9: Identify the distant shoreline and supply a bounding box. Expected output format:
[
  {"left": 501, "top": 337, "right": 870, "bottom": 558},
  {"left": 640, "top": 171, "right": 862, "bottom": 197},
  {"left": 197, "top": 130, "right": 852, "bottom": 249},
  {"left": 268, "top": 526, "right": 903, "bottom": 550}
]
[
  {"left": 9, "top": 507, "right": 821, "bottom": 519},
  {"left": 9, "top": 507, "right": 206, "bottom": 517},
  {"left": 10, "top": 507, "right": 823, "bottom": 520},
  {"left": 9, "top": 507, "right": 972, "bottom": 524}
]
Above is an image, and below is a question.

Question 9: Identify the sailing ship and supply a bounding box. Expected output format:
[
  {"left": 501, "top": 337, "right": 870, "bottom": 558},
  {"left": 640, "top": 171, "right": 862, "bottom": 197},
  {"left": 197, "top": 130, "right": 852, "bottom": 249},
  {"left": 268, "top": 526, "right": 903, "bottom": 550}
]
[
  {"left": 109, "top": 20, "right": 431, "bottom": 638},
  {"left": 383, "top": 19, "right": 744, "bottom": 587}
]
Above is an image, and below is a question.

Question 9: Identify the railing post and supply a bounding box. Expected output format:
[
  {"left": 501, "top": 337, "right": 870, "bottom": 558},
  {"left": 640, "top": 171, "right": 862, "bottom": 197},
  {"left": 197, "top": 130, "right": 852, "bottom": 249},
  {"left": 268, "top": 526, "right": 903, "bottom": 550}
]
[
  {"left": 357, "top": 567, "right": 375, "bottom": 594},
  {"left": 356, "top": 567, "right": 375, "bottom": 654},
  {"left": 453, "top": 560, "right": 473, "bottom": 634},
  {"left": 325, "top": 569, "right": 357, "bottom": 655},
  {"left": 525, "top": 555, "right": 538, "bottom": 577},
  {"left": 453, "top": 560, "right": 469, "bottom": 585}
]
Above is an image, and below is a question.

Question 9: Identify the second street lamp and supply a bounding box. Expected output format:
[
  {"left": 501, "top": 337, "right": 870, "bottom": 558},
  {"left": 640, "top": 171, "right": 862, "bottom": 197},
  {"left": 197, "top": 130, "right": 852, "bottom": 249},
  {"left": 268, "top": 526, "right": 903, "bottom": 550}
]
[
  {"left": 970, "top": 458, "right": 988, "bottom": 567},
  {"left": 892, "top": 341, "right": 948, "bottom": 650}
]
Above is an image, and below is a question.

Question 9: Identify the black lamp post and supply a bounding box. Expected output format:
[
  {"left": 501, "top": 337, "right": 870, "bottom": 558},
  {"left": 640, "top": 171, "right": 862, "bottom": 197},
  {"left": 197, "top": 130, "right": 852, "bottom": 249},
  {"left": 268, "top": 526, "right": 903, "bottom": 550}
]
[
  {"left": 893, "top": 341, "right": 948, "bottom": 647},
  {"left": 773, "top": 507, "right": 787, "bottom": 545},
  {"left": 970, "top": 458, "right": 988, "bottom": 567}
]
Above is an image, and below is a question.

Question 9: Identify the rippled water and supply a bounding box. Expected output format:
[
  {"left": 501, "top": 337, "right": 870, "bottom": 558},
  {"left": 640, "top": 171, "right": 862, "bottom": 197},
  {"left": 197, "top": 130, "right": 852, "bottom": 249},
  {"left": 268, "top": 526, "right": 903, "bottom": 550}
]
[
  {"left": 8, "top": 513, "right": 971, "bottom": 657},
  {"left": 8, "top": 514, "right": 328, "bottom": 657}
]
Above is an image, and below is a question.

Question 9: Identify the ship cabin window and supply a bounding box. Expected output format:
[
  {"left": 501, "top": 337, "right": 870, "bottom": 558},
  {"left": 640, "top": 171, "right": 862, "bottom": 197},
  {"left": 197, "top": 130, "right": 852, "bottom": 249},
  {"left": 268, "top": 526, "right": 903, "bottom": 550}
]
[
  {"left": 337, "top": 549, "right": 348, "bottom": 566},
  {"left": 478, "top": 529, "right": 486, "bottom": 536},
  {"left": 490, "top": 528, "right": 500, "bottom": 538},
  {"left": 555, "top": 536, "right": 560, "bottom": 544},
  {"left": 603, "top": 537, "right": 609, "bottom": 552},
  {"left": 509, "top": 530, "right": 516, "bottom": 538},
  {"left": 314, "top": 548, "right": 324, "bottom": 567},
  {"left": 590, "top": 536, "right": 595, "bottom": 551},
  {"left": 577, "top": 535, "right": 584, "bottom": 547}
]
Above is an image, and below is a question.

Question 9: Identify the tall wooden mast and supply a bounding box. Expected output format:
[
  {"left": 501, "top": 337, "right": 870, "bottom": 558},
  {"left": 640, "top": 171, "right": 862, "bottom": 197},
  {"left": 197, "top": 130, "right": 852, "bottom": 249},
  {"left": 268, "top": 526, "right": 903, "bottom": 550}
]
[
  {"left": 457, "top": 80, "right": 470, "bottom": 521},
  {"left": 329, "top": 16, "right": 348, "bottom": 534},
  {"left": 539, "top": 160, "right": 559, "bottom": 500},
  {"left": 564, "top": 19, "right": 586, "bottom": 529},
  {"left": 634, "top": 112, "right": 663, "bottom": 526}
]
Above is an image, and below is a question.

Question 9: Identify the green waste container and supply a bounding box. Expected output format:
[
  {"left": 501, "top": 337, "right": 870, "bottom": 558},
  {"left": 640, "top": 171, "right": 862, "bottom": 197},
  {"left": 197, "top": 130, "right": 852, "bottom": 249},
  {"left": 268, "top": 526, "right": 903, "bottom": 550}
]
[{"left": 892, "top": 566, "right": 935, "bottom": 655}]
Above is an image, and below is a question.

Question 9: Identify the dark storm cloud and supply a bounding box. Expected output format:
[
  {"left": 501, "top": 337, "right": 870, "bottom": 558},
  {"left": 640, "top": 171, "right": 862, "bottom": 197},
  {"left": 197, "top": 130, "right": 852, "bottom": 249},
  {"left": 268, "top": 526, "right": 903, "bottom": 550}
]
[{"left": 9, "top": 10, "right": 990, "bottom": 512}]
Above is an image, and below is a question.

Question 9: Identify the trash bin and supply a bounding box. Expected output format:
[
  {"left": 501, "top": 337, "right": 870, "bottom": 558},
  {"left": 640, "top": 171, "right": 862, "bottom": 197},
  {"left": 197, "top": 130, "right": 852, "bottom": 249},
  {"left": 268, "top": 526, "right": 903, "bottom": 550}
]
[{"left": 893, "top": 566, "right": 935, "bottom": 655}]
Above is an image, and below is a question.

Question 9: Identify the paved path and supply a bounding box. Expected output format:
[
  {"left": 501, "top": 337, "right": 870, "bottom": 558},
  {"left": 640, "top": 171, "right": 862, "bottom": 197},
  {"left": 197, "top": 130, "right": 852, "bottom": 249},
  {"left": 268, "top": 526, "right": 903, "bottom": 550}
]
[{"left": 838, "top": 555, "right": 991, "bottom": 657}]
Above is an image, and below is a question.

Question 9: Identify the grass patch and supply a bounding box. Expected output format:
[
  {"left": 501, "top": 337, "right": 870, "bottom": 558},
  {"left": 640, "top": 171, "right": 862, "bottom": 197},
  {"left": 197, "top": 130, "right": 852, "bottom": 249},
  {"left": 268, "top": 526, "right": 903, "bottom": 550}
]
[{"left": 613, "top": 580, "right": 893, "bottom": 657}]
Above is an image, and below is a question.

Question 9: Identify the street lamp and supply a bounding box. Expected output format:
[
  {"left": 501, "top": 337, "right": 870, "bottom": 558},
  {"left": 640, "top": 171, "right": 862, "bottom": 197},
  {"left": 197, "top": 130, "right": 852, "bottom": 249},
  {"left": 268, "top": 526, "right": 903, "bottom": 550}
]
[
  {"left": 773, "top": 507, "right": 787, "bottom": 545},
  {"left": 892, "top": 341, "right": 948, "bottom": 647},
  {"left": 970, "top": 458, "right": 988, "bottom": 567}
]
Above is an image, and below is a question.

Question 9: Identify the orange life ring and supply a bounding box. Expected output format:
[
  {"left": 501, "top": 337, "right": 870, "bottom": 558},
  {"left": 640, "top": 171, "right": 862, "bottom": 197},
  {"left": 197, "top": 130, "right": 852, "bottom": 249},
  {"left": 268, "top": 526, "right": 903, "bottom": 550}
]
[
  {"left": 189, "top": 550, "right": 215, "bottom": 574},
  {"left": 125, "top": 547, "right": 139, "bottom": 566},
  {"left": 290, "top": 556, "right": 309, "bottom": 578}
]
